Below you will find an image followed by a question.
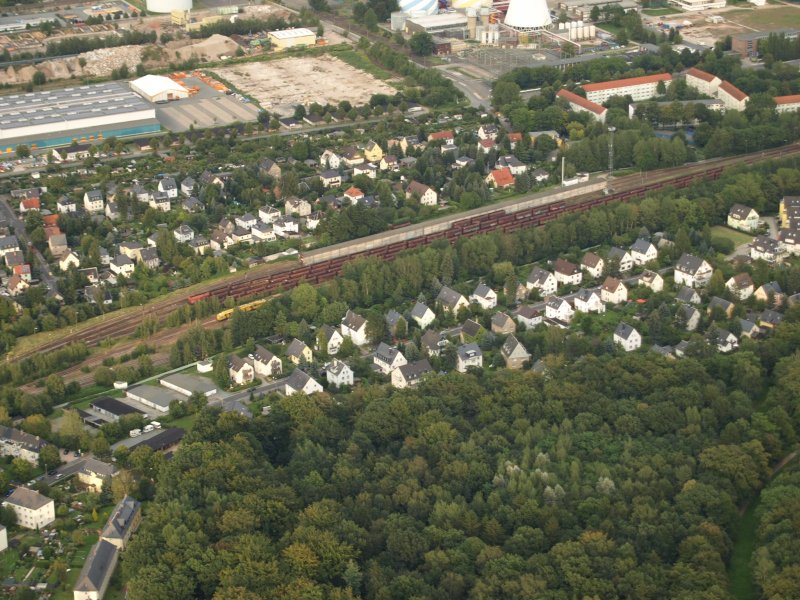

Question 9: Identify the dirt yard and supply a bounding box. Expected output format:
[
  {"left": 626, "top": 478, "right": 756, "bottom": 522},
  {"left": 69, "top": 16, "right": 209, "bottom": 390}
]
[
  {"left": 670, "top": 5, "right": 800, "bottom": 48},
  {"left": 212, "top": 55, "right": 397, "bottom": 116}
]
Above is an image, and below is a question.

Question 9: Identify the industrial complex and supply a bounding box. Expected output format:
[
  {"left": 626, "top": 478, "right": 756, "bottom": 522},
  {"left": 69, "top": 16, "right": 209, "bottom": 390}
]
[{"left": 0, "top": 82, "right": 160, "bottom": 153}]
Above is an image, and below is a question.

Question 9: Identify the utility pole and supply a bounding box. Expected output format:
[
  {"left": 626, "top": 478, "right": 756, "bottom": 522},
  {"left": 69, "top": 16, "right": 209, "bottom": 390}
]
[
  {"left": 561, "top": 155, "right": 565, "bottom": 187},
  {"left": 607, "top": 125, "right": 616, "bottom": 194}
]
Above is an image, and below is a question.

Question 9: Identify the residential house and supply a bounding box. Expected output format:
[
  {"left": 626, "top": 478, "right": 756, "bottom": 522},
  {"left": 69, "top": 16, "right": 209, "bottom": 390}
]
[
  {"left": 500, "top": 335, "right": 530, "bottom": 369},
  {"left": 437, "top": 286, "right": 469, "bottom": 314},
  {"left": 406, "top": 181, "right": 438, "bottom": 206},
  {"left": 0, "top": 235, "right": 20, "bottom": 258},
  {"left": 726, "top": 273, "right": 754, "bottom": 300},
  {"left": 491, "top": 312, "right": 516, "bottom": 334},
  {"left": 411, "top": 302, "right": 436, "bottom": 329},
  {"left": 18, "top": 197, "right": 40, "bottom": 214},
  {"left": 708, "top": 296, "right": 735, "bottom": 318},
  {"left": 79, "top": 267, "right": 99, "bottom": 284},
  {"left": 319, "top": 170, "right": 342, "bottom": 188},
  {"left": 284, "top": 369, "right": 323, "bottom": 396},
  {"left": 374, "top": 343, "right": 407, "bottom": 375},
  {"left": 235, "top": 213, "right": 258, "bottom": 230},
  {"left": 317, "top": 325, "right": 344, "bottom": 356},
  {"left": 180, "top": 176, "right": 196, "bottom": 196},
  {"left": 228, "top": 355, "right": 254, "bottom": 386},
  {"left": 497, "top": 155, "right": 528, "bottom": 176},
  {"left": 456, "top": 343, "right": 483, "bottom": 373},
  {"left": 325, "top": 359, "right": 353, "bottom": 388},
  {"left": 286, "top": 338, "right": 313, "bottom": 364},
  {"left": 469, "top": 283, "right": 497, "bottom": 310},
  {"left": 674, "top": 253, "right": 713, "bottom": 288},
  {"left": 754, "top": 281, "right": 784, "bottom": 306},
  {"left": 531, "top": 168, "right": 550, "bottom": 183},
  {"left": 304, "top": 211, "right": 322, "bottom": 231},
  {"left": 253, "top": 345, "right": 282, "bottom": 378},
  {"left": 553, "top": 258, "right": 582, "bottom": 286},
  {"left": 83, "top": 189, "right": 104, "bottom": 213},
  {"left": 581, "top": 252, "right": 605, "bottom": 279},
  {"left": 727, "top": 204, "right": 759, "bottom": 232},
  {"left": 259, "top": 206, "right": 281, "bottom": 224},
  {"left": 708, "top": 328, "right": 739, "bottom": 353},
  {"left": 638, "top": 270, "right": 664, "bottom": 293},
  {"left": 508, "top": 131, "right": 523, "bottom": 148},
  {"left": 259, "top": 158, "right": 282, "bottom": 179},
  {"left": 574, "top": 288, "right": 605, "bottom": 313},
  {"left": 526, "top": 266, "right": 557, "bottom": 296},
  {"left": 386, "top": 310, "right": 403, "bottom": 336},
  {"left": 344, "top": 186, "right": 364, "bottom": 204},
  {"left": 173, "top": 224, "right": 195, "bottom": 243},
  {"left": 132, "top": 184, "right": 150, "bottom": 203},
  {"left": 750, "top": 236, "right": 784, "bottom": 264},
  {"left": 391, "top": 359, "right": 433, "bottom": 389},
  {"left": 460, "top": 319, "right": 484, "bottom": 341},
  {"left": 140, "top": 247, "right": 161, "bottom": 270},
  {"left": 319, "top": 149, "right": 341, "bottom": 170},
  {"left": 3, "top": 250, "right": 24, "bottom": 269},
  {"left": 380, "top": 155, "right": 399, "bottom": 171},
  {"left": 608, "top": 247, "right": 634, "bottom": 272},
  {"left": 77, "top": 458, "right": 118, "bottom": 493},
  {"left": 149, "top": 192, "right": 171, "bottom": 212},
  {"left": 0, "top": 426, "right": 46, "bottom": 464},
  {"left": 601, "top": 277, "right": 628, "bottom": 304},
  {"left": 630, "top": 238, "right": 658, "bottom": 266},
  {"left": 231, "top": 227, "right": 253, "bottom": 245},
  {"left": 285, "top": 198, "right": 312, "bottom": 217},
  {"left": 454, "top": 156, "right": 475, "bottom": 170},
  {"left": 341, "top": 310, "right": 369, "bottom": 346},
  {"left": 158, "top": 177, "right": 178, "bottom": 199},
  {"left": 73, "top": 540, "right": 118, "bottom": 600},
  {"left": 341, "top": 146, "right": 364, "bottom": 167},
  {"left": 739, "top": 319, "right": 761, "bottom": 339},
  {"left": 104, "top": 201, "right": 120, "bottom": 220},
  {"left": 546, "top": 296, "right": 575, "bottom": 323},
  {"left": 478, "top": 138, "right": 496, "bottom": 154},
  {"left": 485, "top": 167, "right": 515, "bottom": 189},
  {"left": 57, "top": 197, "right": 77, "bottom": 213},
  {"left": 614, "top": 322, "right": 642, "bottom": 352},
  {"left": 363, "top": 140, "right": 383, "bottom": 163},
  {"left": 3, "top": 487, "right": 54, "bottom": 529},
  {"left": 515, "top": 305, "right": 542, "bottom": 330},
  {"left": 109, "top": 255, "right": 134, "bottom": 277},
  {"left": 188, "top": 237, "right": 210, "bottom": 255},
  {"left": 478, "top": 124, "right": 499, "bottom": 140},
  {"left": 428, "top": 130, "right": 455, "bottom": 144},
  {"left": 119, "top": 241, "right": 143, "bottom": 261},
  {"left": 677, "top": 286, "right": 702, "bottom": 304},
  {"left": 353, "top": 163, "right": 378, "bottom": 179},
  {"left": 759, "top": 309, "right": 784, "bottom": 329},
  {"left": 420, "top": 330, "right": 446, "bottom": 356},
  {"left": 59, "top": 251, "right": 81, "bottom": 271},
  {"left": 273, "top": 217, "right": 299, "bottom": 237},
  {"left": 6, "top": 275, "right": 28, "bottom": 296},
  {"left": 678, "top": 304, "right": 701, "bottom": 332}
]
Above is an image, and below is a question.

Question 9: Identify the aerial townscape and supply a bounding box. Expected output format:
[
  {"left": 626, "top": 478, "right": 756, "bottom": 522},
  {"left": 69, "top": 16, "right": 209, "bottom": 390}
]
[{"left": 0, "top": 0, "right": 799, "bottom": 596}]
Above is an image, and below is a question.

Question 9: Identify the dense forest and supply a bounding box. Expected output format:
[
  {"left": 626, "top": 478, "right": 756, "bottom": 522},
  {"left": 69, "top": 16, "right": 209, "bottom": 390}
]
[{"left": 122, "top": 340, "right": 800, "bottom": 598}]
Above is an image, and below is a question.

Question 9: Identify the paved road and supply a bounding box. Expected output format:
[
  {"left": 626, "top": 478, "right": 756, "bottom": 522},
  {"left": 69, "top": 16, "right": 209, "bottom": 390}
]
[
  {"left": 40, "top": 455, "right": 87, "bottom": 486},
  {"left": 0, "top": 195, "right": 59, "bottom": 298}
]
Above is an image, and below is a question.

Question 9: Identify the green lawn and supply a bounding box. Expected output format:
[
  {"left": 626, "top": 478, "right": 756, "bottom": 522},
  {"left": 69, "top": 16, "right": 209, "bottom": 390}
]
[
  {"left": 642, "top": 7, "right": 684, "bottom": 15},
  {"left": 729, "top": 497, "right": 758, "bottom": 599},
  {"left": 725, "top": 6, "right": 800, "bottom": 29},
  {"left": 710, "top": 225, "right": 754, "bottom": 247}
]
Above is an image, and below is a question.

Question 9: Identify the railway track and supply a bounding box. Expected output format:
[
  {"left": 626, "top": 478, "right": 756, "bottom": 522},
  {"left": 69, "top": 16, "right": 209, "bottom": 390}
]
[{"left": 14, "top": 144, "right": 799, "bottom": 361}]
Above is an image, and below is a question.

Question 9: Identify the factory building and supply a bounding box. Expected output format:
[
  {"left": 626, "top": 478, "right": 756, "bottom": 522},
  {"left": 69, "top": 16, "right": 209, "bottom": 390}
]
[
  {"left": 0, "top": 82, "right": 159, "bottom": 153},
  {"left": 582, "top": 73, "right": 672, "bottom": 103},
  {"left": 405, "top": 13, "right": 469, "bottom": 36},
  {"left": 731, "top": 29, "right": 800, "bottom": 58},
  {"left": 268, "top": 28, "right": 317, "bottom": 51},
  {"left": 668, "top": 0, "right": 725, "bottom": 11},
  {"left": 558, "top": 0, "right": 637, "bottom": 21},
  {"left": 130, "top": 75, "right": 189, "bottom": 103}
]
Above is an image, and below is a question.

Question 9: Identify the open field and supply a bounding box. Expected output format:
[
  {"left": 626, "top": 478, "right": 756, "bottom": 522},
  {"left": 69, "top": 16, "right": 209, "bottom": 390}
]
[
  {"left": 642, "top": 7, "right": 684, "bottom": 16},
  {"left": 212, "top": 55, "right": 397, "bottom": 116},
  {"left": 710, "top": 225, "right": 754, "bottom": 246},
  {"left": 724, "top": 5, "right": 800, "bottom": 29}
]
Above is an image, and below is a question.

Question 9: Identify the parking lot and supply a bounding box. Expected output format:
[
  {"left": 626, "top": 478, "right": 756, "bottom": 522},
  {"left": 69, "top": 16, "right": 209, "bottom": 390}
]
[{"left": 154, "top": 76, "right": 260, "bottom": 132}]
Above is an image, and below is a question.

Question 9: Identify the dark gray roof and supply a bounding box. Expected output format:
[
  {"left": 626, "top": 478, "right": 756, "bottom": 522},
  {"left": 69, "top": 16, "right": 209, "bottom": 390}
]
[
  {"left": 397, "top": 359, "right": 433, "bottom": 382},
  {"left": 677, "top": 286, "right": 700, "bottom": 303},
  {"left": 630, "top": 238, "right": 655, "bottom": 254},
  {"left": 614, "top": 322, "right": 638, "bottom": 340},
  {"left": 491, "top": 312, "right": 513, "bottom": 327},
  {"left": 4, "top": 487, "right": 52, "bottom": 510},
  {"left": 457, "top": 343, "right": 482, "bottom": 360},
  {"left": 729, "top": 203, "right": 755, "bottom": 219},
  {"left": 254, "top": 344, "right": 277, "bottom": 364},
  {"left": 461, "top": 319, "right": 483, "bottom": 337},
  {"left": 608, "top": 247, "right": 630, "bottom": 260},
  {"left": 759, "top": 281, "right": 782, "bottom": 295},
  {"left": 326, "top": 359, "right": 351, "bottom": 377},
  {"left": 709, "top": 296, "right": 733, "bottom": 311},
  {"left": 472, "top": 283, "right": 494, "bottom": 298},
  {"left": 286, "top": 338, "right": 308, "bottom": 358},
  {"left": 386, "top": 309, "right": 402, "bottom": 328},
  {"left": 574, "top": 288, "right": 599, "bottom": 302},
  {"left": 90, "top": 397, "right": 144, "bottom": 416},
  {"left": 74, "top": 540, "right": 118, "bottom": 593},
  {"left": 80, "top": 458, "right": 118, "bottom": 478},
  {"left": 286, "top": 368, "right": 314, "bottom": 391},
  {"left": 0, "top": 426, "right": 46, "bottom": 452},
  {"left": 411, "top": 302, "right": 432, "bottom": 319},
  {"left": 101, "top": 496, "right": 140, "bottom": 541},
  {"left": 676, "top": 253, "right": 706, "bottom": 274},
  {"left": 436, "top": 286, "right": 465, "bottom": 309},
  {"left": 501, "top": 334, "right": 529, "bottom": 359},
  {"left": 527, "top": 266, "right": 552, "bottom": 285},
  {"left": 375, "top": 342, "right": 401, "bottom": 364},
  {"left": 341, "top": 310, "right": 367, "bottom": 331},
  {"left": 760, "top": 309, "right": 783, "bottom": 325}
]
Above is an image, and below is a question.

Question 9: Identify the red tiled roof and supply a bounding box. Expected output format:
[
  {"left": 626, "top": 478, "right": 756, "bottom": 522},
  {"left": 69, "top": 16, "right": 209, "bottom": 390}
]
[
  {"left": 428, "top": 130, "right": 454, "bottom": 141},
  {"left": 44, "top": 226, "right": 61, "bottom": 238},
  {"left": 686, "top": 67, "right": 717, "bottom": 83},
  {"left": 20, "top": 198, "right": 40, "bottom": 209},
  {"left": 719, "top": 80, "right": 748, "bottom": 102},
  {"left": 776, "top": 94, "right": 800, "bottom": 105},
  {"left": 508, "top": 132, "right": 523, "bottom": 142},
  {"left": 489, "top": 167, "right": 515, "bottom": 188},
  {"left": 13, "top": 264, "right": 30, "bottom": 275},
  {"left": 556, "top": 89, "right": 607, "bottom": 115},
  {"left": 344, "top": 186, "right": 363, "bottom": 198},
  {"left": 582, "top": 73, "right": 672, "bottom": 92},
  {"left": 479, "top": 138, "right": 496, "bottom": 148},
  {"left": 42, "top": 214, "right": 59, "bottom": 226}
]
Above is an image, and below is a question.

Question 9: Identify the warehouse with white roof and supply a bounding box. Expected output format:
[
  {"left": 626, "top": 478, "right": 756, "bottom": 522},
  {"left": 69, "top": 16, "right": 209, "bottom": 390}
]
[
  {"left": 129, "top": 75, "right": 190, "bottom": 103},
  {"left": 0, "top": 82, "right": 160, "bottom": 153}
]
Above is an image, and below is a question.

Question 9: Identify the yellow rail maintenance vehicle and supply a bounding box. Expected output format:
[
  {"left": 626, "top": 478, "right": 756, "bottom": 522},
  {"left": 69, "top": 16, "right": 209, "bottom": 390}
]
[{"left": 215, "top": 298, "right": 267, "bottom": 321}]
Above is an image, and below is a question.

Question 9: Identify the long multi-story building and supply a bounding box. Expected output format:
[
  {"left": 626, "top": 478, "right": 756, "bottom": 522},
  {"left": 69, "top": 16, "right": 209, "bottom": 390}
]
[
  {"left": 581, "top": 73, "right": 672, "bottom": 103},
  {"left": 731, "top": 29, "right": 800, "bottom": 58},
  {"left": 685, "top": 67, "right": 721, "bottom": 96},
  {"left": 669, "top": 0, "right": 725, "bottom": 11},
  {"left": 775, "top": 95, "right": 800, "bottom": 114},
  {"left": 556, "top": 89, "right": 607, "bottom": 123},
  {"left": 717, "top": 81, "right": 749, "bottom": 112}
]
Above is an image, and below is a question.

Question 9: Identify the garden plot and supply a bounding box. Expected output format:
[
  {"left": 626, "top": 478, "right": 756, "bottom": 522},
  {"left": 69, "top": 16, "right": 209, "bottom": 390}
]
[{"left": 213, "top": 55, "right": 397, "bottom": 116}]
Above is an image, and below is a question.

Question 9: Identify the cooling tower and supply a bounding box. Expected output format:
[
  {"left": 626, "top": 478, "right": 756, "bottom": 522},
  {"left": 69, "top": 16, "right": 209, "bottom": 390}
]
[
  {"left": 398, "top": 0, "right": 438, "bottom": 15},
  {"left": 504, "top": 0, "right": 552, "bottom": 31}
]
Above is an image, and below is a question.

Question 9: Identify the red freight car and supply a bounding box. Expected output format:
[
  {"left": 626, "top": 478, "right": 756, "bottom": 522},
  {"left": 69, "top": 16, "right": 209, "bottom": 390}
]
[{"left": 187, "top": 291, "right": 211, "bottom": 305}]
